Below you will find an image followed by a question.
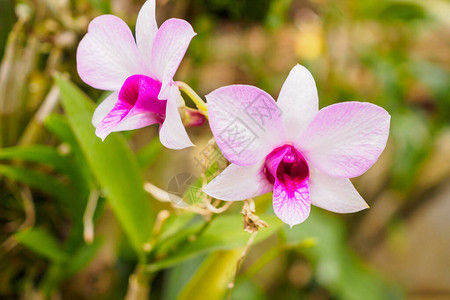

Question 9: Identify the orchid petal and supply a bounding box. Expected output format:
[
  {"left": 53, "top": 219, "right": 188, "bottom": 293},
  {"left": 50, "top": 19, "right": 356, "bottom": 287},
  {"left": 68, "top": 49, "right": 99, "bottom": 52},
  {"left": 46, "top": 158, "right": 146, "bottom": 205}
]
[
  {"left": 277, "top": 64, "right": 319, "bottom": 141},
  {"left": 299, "top": 102, "right": 390, "bottom": 178},
  {"left": 95, "top": 100, "right": 132, "bottom": 141},
  {"left": 136, "top": 0, "right": 158, "bottom": 68},
  {"left": 265, "top": 145, "right": 311, "bottom": 227},
  {"left": 159, "top": 85, "right": 193, "bottom": 149},
  {"left": 114, "top": 113, "right": 162, "bottom": 132},
  {"left": 77, "top": 15, "right": 145, "bottom": 91},
  {"left": 273, "top": 177, "right": 310, "bottom": 228},
  {"left": 206, "top": 85, "right": 284, "bottom": 166},
  {"left": 95, "top": 101, "right": 161, "bottom": 141},
  {"left": 203, "top": 161, "right": 272, "bottom": 201},
  {"left": 151, "top": 18, "right": 196, "bottom": 99},
  {"left": 94, "top": 75, "right": 164, "bottom": 140},
  {"left": 92, "top": 92, "right": 118, "bottom": 127},
  {"left": 309, "top": 166, "right": 369, "bottom": 213}
]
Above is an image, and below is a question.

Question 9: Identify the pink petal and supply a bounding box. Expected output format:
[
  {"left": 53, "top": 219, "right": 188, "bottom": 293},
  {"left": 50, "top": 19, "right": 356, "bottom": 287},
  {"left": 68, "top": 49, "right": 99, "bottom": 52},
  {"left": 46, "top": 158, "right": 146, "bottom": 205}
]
[
  {"left": 203, "top": 161, "right": 272, "bottom": 201},
  {"left": 264, "top": 144, "right": 311, "bottom": 227},
  {"left": 150, "top": 18, "right": 196, "bottom": 99},
  {"left": 136, "top": 0, "right": 158, "bottom": 68},
  {"left": 309, "top": 166, "right": 369, "bottom": 213},
  {"left": 273, "top": 177, "right": 311, "bottom": 228},
  {"left": 206, "top": 85, "right": 285, "bottom": 166},
  {"left": 77, "top": 15, "right": 146, "bottom": 91},
  {"left": 299, "top": 102, "right": 390, "bottom": 178},
  {"left": 159, "top": 85, "right": 194, "bottom": 149},
  {"left": 114, "top": 113, "right": 162, "bottom": 132},
  {"left": 95, "top": 100, "right": 133, "bottom": 140},
  {"left": 277, "top": 64, "right": 319, "bottom": 141},
  {"left": 94, "top": 75, "right": 165, "bottom": 140},
  {"left": 92, "top": 92, "right": 118, "bottom": 127}
]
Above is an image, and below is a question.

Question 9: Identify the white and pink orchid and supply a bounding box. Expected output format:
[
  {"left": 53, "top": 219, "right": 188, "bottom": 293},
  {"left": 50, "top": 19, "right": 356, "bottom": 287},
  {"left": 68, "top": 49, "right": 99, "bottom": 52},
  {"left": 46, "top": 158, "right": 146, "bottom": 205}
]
[
  {"left": 204, "top": 64, "right": 391, "bottom": 227},
  {"left": 77, "top": 0, "right": 196, "bottom": 149}
]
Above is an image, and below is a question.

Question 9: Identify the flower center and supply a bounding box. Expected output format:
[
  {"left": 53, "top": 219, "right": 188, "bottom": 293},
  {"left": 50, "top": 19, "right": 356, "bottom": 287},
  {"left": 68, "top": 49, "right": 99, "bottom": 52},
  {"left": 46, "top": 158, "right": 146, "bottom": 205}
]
[
  {"left": 264, "top": 144, "right": 309, "bottom": 185},
  {"left": 119, "top": 75, "right": 166, "bottom": 122}
]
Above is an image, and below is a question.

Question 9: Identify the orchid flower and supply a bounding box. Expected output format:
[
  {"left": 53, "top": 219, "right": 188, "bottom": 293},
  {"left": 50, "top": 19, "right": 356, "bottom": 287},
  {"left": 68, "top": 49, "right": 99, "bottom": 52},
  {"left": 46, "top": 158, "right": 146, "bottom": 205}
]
[
  {"left": 77, "top": 0, "right": 196, "bottom": 149},
  {"left": 203, "top": 64, "right": 391, "bottom": 227}
]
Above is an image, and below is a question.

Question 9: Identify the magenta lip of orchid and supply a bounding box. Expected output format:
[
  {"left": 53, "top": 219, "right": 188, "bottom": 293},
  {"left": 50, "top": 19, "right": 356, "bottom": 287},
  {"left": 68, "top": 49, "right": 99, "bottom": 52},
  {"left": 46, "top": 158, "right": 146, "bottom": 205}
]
[
  {"left": 76, "top": 0, "right": 196, "bottom": 149},
  {"left": 203, "top": 64, "right": 391, "bottom": 227}
]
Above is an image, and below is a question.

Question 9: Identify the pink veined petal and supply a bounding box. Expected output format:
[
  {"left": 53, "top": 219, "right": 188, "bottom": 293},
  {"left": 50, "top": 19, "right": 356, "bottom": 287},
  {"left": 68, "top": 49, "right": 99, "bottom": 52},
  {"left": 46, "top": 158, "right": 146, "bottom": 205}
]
[
  {"left": 92, "top": 92, "right": 118, "bottom": 127},
  {"left": 299, "top": 102, "right": 391, "bottom": 178},
  {"left": 264, "top": 144, "right": 311, "bottom": 227},
  {"left": 159, "top": 85, "right": 194, "bottom": 149},
  {"left": 203, "top": 161, "right": 272, "bottom": 201},
  {"left": 150, "top": 18, "right": 196, "bottom": 99},
  {"left": 309, "top": 166, "right": 369, "bottom": 213},
  {"left": 114, "top": 113, "right": 162, "bottom": 132},
  {"left": 95, "top": 100, "right": 133, "bottom": 141},
  {"left": 77, "top": 15, "right": 146, "bottom": 91},
  {"left": 94, "top": 75, "right": 165, "bottom": 140},
  {"left": 136, "top": 0, "right": 158, "bottom": 69},
  {"left": 277, "top": 64, "right": 319, "bottom": 141},
  {"left": 273, "top": 176, "right": 311, "bottom": 228},
  {"left": 206, "top": 85, "right": 285, "bottom": 166}
]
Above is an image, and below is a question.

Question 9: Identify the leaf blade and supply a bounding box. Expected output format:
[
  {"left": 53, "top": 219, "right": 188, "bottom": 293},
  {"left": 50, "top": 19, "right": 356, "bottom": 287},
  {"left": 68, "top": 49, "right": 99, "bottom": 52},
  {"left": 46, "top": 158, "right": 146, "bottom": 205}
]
[
  {"left": 55, "top": 75, "right": 155, "bottom": 252},
  {"left": 15, "top": 228, "right": 68, "bottom": 262}
]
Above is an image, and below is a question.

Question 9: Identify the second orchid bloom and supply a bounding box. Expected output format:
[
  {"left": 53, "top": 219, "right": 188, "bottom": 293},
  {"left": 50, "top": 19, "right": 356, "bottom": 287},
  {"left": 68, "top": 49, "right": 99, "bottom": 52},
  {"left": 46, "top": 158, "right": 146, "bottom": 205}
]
[{"left": 204, "top": 65, "right": 390, "bottom": 227}]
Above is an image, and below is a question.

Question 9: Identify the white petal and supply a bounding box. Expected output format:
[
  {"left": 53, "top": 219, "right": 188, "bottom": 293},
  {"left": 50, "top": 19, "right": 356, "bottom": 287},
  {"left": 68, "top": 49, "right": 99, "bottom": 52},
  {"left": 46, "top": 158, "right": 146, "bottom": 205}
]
[
  {"left": 92, "top": 92, "right": 118, "bottom": 127},
  {"left": 309, "top": 166, "right": 369, "bottom": 213},
  {"left": 76, "top": 15, "right": 145, "bottom": 91},
  {"left": 203, "top": 161, "right": 272, "bottom": 201},
  {"left": 150, "top": 18, "right": 196, "bottom": 99},
  {"left": 299, "top": 102, "right": 391, "bottom": 178},
  {"left": 277, "top": 64, "right": 319, "bottom": 141},
  {"left": 114, "top": 112, "right": 161, "bottom": 132},
  {"left": 206, "top": 85, "right": 285, "bottom": 166},
  {"left": 159, "top": 85, "right": 194, "bottom": 149},
  {"left": 136, "top": 0, "right": 158, "bottom": 68}
]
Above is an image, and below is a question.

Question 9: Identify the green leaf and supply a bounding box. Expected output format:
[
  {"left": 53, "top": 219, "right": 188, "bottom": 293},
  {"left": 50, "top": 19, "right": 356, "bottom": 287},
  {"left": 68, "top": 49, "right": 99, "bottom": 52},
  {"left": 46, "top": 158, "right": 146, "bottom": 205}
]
[
  {"left": 15, "top": 228, "right": 68, "bottom": 262},
  {"left": 162, "top": 255, "right": 206, "bottom": 300},
  {"left": 0, "top": 145, "right": 87, "bottom": 191},
  {"left": 284, "top": 208, "right": 390, "bottom": 300},
  {"left": 55, "top": 75, "right": 155, "bottom": 252},
  {"left": 0, "top": 165, "right": 83, "bottom": 216},
  {"left": 44, "top": 114, "right": 83, "bottom": 156},
  {"left": 0, "top": 0, "right": 14, "bottom": 60},
  {"left": 136, "top": 137, "right": 163, "bottom": 171},
  {"left": 177, "top": 249, "right": 243, "bottom": 300},
  {"left": 65, "top": 238, "right": 103, "bottom": 277},
  {"left": 44, "top": 114, "right": 93, "bottom": 197},
  {"left": 147, "top": 214, "right": 283, "bottom": 272}
]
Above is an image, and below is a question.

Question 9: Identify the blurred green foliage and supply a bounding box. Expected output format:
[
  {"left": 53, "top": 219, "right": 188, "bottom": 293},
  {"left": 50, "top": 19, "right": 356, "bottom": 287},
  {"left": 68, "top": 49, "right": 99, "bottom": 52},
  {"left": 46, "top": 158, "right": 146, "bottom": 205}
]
[{"left": 0, "top": 0, "right": 448, "bottom": 299}]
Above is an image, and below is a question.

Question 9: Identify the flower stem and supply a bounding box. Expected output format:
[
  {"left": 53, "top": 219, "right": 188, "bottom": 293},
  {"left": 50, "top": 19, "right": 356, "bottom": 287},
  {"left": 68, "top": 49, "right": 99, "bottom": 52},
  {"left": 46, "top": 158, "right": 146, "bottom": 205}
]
[
  {"left": 175, "top": 81, "right": 208, "bottom": 118},
  {"left": 125, "top": 265, "right": 153, "bottom": 300}
]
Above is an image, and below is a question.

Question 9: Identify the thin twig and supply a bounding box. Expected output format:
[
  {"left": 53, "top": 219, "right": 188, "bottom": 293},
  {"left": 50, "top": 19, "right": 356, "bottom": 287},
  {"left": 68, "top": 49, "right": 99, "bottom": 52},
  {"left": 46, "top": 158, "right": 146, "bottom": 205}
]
[{"left": 83, "top": 189, "right": 99, "bottom": 244}]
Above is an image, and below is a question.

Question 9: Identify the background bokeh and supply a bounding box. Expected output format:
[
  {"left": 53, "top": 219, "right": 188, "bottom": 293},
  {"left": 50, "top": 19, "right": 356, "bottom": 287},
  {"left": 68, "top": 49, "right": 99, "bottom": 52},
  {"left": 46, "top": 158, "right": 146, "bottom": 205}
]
[{"left": 0, "top": 0, "right": 449, "bottom": 299}]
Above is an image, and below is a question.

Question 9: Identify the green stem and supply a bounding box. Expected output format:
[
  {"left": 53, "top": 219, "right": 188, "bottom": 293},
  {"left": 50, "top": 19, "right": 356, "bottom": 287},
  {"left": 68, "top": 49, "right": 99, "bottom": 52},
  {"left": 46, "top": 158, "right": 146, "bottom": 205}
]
[
  {"left": 175, "top": 81, "right": 208, "bottom": 117},
  {"left": 125, "top": 265, "right": 153, "bottom": 300}
]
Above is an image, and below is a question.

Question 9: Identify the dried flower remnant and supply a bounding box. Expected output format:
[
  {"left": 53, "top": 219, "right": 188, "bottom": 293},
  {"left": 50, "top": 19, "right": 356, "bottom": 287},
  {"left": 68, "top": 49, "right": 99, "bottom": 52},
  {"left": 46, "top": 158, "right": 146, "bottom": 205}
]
[
  {"left": 77, "top": 0, "right": 196, "bottom": 149},
  {"left": 204, "top": 64, "right": 390, "bottom": 227},
  {"left": 241, "top": 199, "right": 268, "bottom": 233}
]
